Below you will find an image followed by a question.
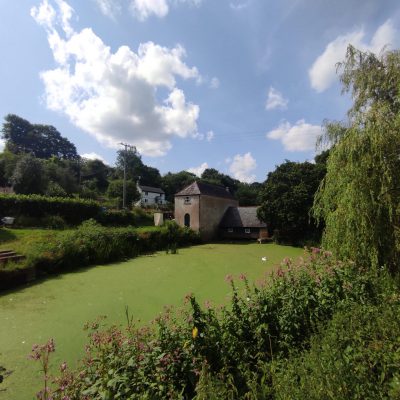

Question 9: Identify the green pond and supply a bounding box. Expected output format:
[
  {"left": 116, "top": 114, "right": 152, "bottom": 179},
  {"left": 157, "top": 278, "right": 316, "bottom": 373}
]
[{"left": 0, "top": 243, "right": 302, "bottom": 399}]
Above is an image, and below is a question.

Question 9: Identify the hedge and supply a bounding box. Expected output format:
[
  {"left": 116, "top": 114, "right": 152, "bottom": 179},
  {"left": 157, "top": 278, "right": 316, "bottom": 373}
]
[{"left": 0, "top": 194, "right": 100, "bottom": 225}]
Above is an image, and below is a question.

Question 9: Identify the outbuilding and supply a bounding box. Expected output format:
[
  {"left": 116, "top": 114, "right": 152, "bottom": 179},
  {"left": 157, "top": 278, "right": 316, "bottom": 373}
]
[{"left": 219, "top": 206, "right": 268, "bottom": 240}]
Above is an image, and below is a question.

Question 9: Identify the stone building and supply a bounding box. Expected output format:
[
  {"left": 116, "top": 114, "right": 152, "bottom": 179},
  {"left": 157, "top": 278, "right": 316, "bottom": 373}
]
[{"left": 175, "top": 181, "right": 238, "bottom": 240}]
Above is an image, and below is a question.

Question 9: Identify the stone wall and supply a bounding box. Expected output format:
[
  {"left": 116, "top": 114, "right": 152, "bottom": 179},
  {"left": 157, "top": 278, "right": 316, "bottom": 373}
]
[
  {"left": 174, "top": 195, "right": 200, "bottom": 232},
  {"left": 199, "top": 195, "right": 238, "bottom": 241}
]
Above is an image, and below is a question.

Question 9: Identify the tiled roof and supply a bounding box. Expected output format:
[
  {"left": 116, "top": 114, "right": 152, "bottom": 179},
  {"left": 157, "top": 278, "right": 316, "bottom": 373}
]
[
  {"left": 219, "top": 207, "right": 267, "bottom": 228},
  {"left": 139, "top": 185, "right": 165, "bottom": 194},
  {"left": 175, "top": 181, "right": 235, "bottom": 199}
]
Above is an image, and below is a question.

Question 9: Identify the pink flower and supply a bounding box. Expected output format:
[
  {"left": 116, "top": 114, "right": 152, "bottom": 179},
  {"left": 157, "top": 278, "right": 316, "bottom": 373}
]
[
  {"left": 225, "top": 274, "right": 233, "bottom": 283},
  {"left": 311, "top": 247, "right": 321, "bottom": 254},
  {"left": 60, "top": 361, "right": 67, "bottom": 372}
]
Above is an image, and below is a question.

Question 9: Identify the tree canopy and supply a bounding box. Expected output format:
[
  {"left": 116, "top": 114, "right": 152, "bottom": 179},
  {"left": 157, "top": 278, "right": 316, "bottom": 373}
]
[
  {"left": 2, "top": 114, "right": 78, "bottom": 160},
  {"left": 200, "top": 168, "right": 239, "bottom": 194},
  {"left": 258, "top": 159, "right": 326, "bottom": 245},
  {"left": 313, "top": 46, "right": 400, "bottom": 270}
]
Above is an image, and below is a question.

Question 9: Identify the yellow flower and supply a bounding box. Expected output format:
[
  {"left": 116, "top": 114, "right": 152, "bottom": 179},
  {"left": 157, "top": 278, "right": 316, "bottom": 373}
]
[{"left": 192, "top": 326, "right": 198, "bottom": 339}]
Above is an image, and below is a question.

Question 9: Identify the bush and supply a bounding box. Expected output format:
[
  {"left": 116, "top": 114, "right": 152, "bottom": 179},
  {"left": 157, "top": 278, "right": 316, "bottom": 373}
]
[
  {"left": 95, "top": 210, "right": 136, "bottom": 226},
  {"left": 15, "top": 214, "right": 66, "bottom": 229},
  {"left": 0, "top": 194, "right": 100, "bottom": 225},
  {"left": 34, "top": 250, "right": 398, "bottom": 399},
  {"left": 273, "top": 300, "right": 400, "bottom": 400},
  {"left": 29, "top": 220, "right": 199, "bottom": 275}
]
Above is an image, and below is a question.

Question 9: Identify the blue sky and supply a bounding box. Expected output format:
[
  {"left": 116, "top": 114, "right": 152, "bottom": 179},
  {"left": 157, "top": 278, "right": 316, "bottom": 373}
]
[{"left": 1, "top": 0, "right": 399, "bottom": 182}]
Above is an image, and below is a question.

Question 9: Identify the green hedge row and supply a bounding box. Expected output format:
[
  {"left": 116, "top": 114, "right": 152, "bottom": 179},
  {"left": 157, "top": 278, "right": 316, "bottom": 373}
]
[
  {"left": 0, "top": 194, "right": 100, "bottom": 225},
  {"left": 0, "top": 194, "right": 155, "bottom": 227}
]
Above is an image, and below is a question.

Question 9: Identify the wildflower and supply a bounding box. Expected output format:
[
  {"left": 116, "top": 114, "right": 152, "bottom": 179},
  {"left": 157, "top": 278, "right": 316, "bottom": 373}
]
[
  {"left": 60, "top": 361, "right": 67, "bottom": 372},
  {"left": 225, "top": 274, "right": 233, "bottom": 283},
  {"left": 192, "top": 326, "right": 199, "bottom": 339}
]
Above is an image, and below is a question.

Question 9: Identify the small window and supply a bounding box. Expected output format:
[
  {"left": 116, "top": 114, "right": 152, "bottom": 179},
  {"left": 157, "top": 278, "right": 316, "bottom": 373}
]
[
  {"left": 245, "top": 228, "right": 251, "bottom": 234},
  {"left": 145, "top": 191, "right": 148, "bottom": 196},
  {"left": 228, "top": 228, "right": 233, "bottom": 233},
  {"left": 184, "top": 196, "right": 191, "bottom": 204},
  {"left": 144, "top": 199, "right": 147, "bottom": 203},
  {"left": 184, "top": 213, "right": 190, "bottom": 227}
]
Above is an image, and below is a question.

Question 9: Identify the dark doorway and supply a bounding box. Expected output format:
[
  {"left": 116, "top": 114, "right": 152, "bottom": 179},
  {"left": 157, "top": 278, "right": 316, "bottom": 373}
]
[{"left": 184, "top": 213, "right": 190, "bottom": 228}]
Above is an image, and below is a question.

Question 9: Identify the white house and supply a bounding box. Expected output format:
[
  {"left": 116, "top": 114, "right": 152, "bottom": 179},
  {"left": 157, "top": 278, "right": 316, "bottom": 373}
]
[{"left": 136, "top": 185, "right": 166, "bottom": 207}]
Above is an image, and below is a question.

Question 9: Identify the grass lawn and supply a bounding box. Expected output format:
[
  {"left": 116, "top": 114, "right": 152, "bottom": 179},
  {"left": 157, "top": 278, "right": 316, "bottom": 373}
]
[
  {"left": 0, "top": 242, "right": 302, "bottom": 399},
  {"left": 0, "top": 228, "right": 66, "bottom": 255}
]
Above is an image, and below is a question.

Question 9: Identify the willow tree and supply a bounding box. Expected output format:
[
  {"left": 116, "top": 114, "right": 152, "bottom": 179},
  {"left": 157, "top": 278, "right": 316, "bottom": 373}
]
[{"left": 313, "top": 46, "right": 400, "bottom": 270}]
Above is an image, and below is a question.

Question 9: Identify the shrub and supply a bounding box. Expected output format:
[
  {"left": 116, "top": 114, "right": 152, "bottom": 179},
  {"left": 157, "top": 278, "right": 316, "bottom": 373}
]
[
  {"left": 15, "top": 214, "right": 66, "bottom": 229},
  {"left": 0, "top": 194, "right": 100, "bottom": 225},
  {"left": 273, "top": 300, "right": 400, "bottom": 400},
  {"left": 29, "top": 220, "right": 199, "bottom": 275},
  {"left": 95, "top": 210, "right": 136, "bottom": 226}
]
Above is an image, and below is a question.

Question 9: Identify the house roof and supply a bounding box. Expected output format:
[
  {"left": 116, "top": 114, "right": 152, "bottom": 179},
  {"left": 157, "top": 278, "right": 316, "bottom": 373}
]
[
  {"left": 139, "top": 185, "right": 165, "bottom": 194},
  {"left": 219, "top": 207, "right": 267, "bottom": 228},
  {"left": 175, "top": 181, "right": 235, "bottom": 199}
]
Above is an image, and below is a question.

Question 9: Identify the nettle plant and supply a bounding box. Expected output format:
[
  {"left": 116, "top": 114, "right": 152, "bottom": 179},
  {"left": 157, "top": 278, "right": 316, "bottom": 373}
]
[{"left": 30, "top": 249, "right": 389, "bottom": 399}]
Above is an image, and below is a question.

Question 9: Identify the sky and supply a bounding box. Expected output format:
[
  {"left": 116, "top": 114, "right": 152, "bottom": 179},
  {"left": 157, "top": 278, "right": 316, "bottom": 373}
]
[{"left": 1, "top": 0, "right": 399, "bottom": 183}]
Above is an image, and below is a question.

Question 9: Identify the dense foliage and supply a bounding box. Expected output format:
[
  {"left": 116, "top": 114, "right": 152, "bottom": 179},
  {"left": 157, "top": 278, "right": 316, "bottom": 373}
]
[
  {"left": 2, "top": 114, "right": 78, "bottom": 160},
  {"left": 30, "top": 220, "right": 199, "bottom": 275},
  {"left": 313, "top": 46, "right": 400, "bottom": 271},
  {"left": 273, "top": 300, "right": 400, "bottom": 399},
  {"left": 0, "top": 194, "right": 100, "bottom": 225},
  {"left": 258, "top": 158, "right": 326, "bottom": 245},
  {"left": 31, "top": 250, "right": 399, "bottom": 399}
]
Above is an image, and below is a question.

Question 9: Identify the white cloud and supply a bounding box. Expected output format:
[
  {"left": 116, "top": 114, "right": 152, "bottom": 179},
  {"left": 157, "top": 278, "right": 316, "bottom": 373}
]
[
  {"left": 210, "top": 77, "right": 220, "bottom": 89},
  {"left": 93, "top": 0, "right": 121, "bottom": 19},
  {"left": 230, "top": 1, "right": 250, "bottom": 11},
  {"left": 0, "top": 139, "right": 5, "bottom": 153},
  {"left": 187, "top": 162, "right": 208, "bottom": 177},
  {"left": 206, "top": 130, "right": 214, "bottom": 142},
  {"left": 129, "top": 0, "right": 203, "bottom": 20},
  {"left": 309, "top": 19, "right": 399, "bottom": 92},
  {"left": 30, "top": 0, "right": 56, "bottom": 29},
  {"left": 265, "top": 87, "right": 288, "bottom": 110},
  {"left": 130, "top": 0, "right": 169, "bottom": 20},
  {"left": 81, "top": 152, "right": 107, "bottom": 163},
  {"left": 267, "top": 119, "right": 322, "bottom": 152},
  {"left": 193, "top": 130, "right": 214, "bottom": 142},
  {"left": 32, "top": 0, "right": 201, "bottom": 157},
  {"left": 229, "top": 152, "right": 257, "bottom": 183}
]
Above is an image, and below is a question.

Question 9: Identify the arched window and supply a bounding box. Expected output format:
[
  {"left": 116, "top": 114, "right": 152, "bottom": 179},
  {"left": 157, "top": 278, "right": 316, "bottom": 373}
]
[{"left": 184, "top": 213, "right": 190, "bottom": 228}]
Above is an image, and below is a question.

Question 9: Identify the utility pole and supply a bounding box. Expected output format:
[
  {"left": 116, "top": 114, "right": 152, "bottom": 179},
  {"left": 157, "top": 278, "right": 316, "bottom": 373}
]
[{"left": 119, "top": 142, "right": 136, "bottom": 209}]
